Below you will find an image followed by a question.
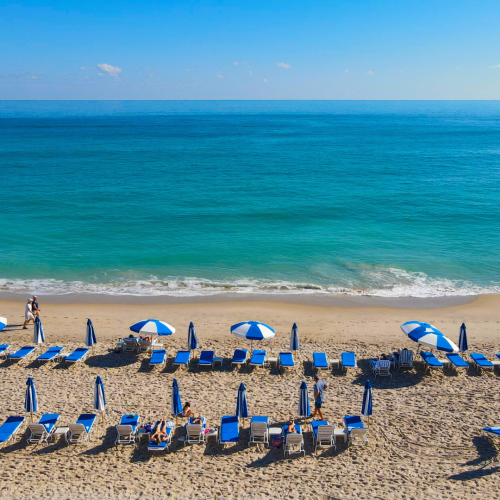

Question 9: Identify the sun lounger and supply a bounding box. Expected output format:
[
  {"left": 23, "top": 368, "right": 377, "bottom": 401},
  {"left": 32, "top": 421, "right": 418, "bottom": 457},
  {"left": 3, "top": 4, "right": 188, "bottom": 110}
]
[
  {"left": 371, "top": 359, "right": 392, "bottom": 377},
  {"left": 446, "top": 353, "right": 469, "bottom": 372},
  {"left": 278, "top": 352, "right": 295, "bottom": 373},
  {"left": 67, "top": 414, "right": 97, "bottom": 444},
  {"left": 249, "top": 350, "right": 266, "bottom": 368},
  {"left": 28, "top": 413, "right": 60, "bottom": 444},
  {"left": 219, "top": 415, "right": 239, "bottom": 446},
  {"left": 8, "top": 345, "right": 37, "bottom": 364},
  {"left": 249, "top": 416, "right": 269, "bottom": 446},
  {"left": 123, "top": 337, "right": 140, "bottom": 353},
  {"left": 137, "top": 338, "right": 160, "bottom": 353},
  {"left": 231, "top": 349, "right": 248, "bottom": 368},
  {"left": 115, "top": 414, "right": 140, "bottom": 445},
  {"left": 283, "top": 424, "right": 305, "bottom": 456},
  {"left": 313, "top": 352, "right": 329, "bottom": 372},
  {"left": 397, "top": 349, "right": 414, "bottom": 370},
  {"left": 311, "top": 420, "right": 335, "bottom": 453},
  {"left": 0, "top": 416, "right": 26, "bottom": 447},
  {"left": 36, "top": 346, "right": 65, "bottom": 365},
  {"left": 65, "top": 348, "right": 90, "bottom": 367},
  {"left": 184, "top": 417, "right": 207, "bottom": 445},
  {"left": 173, "top": 350, "right": 191, "bottom": 368},
  {"left": 149, "top": 349, "right": 167, "bottom": 369},
  {"left": 420, "top": 352, "right": 443, "bottom": 373},
  {"left": 148, "top": 421, "right": 172, "bottom": 452},
  {"left": 0, "top": 344, "right": 10, "bottom": 360},
  {"left": 343, "top": 415, "right": 368, "bottom": 446},
  {"left": 198, "top": 350, "right": 215, "bottom": 369},
  {"left": 341, "top": 352, "right": 357, "bottom": 372},
  {"left": 483, "top": 427, "right": 500, "bottom": 438},
  {"left": 470, "top": 353, "right": 494, "bottom": 373}
]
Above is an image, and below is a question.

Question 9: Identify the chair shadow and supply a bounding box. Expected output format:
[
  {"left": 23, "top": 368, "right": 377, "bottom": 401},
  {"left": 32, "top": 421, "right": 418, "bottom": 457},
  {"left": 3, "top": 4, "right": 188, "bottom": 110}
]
[
  {"left": 3, "top": 324, "right": 25, "bottom": 331},
  {"left": 86, "top": 350, "right": 140, "bottom": 369},
  {"left": 302, "top": 360, "right": 314, "bottom": 378},
  {"left": 449, "top": 467, "right": 500, "bottom": 481},
  {"left": 0, "top": 429, "right": 30, "bottom": 454},
  {"left": 78, "top": 425, "right": 116, "bottom": 456}
]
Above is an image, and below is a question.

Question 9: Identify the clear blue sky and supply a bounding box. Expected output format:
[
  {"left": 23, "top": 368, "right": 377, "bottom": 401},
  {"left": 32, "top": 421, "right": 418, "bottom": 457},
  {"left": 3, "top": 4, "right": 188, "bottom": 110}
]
[{"left": 1, "top": 0, "right": 499, "bottom": 99}]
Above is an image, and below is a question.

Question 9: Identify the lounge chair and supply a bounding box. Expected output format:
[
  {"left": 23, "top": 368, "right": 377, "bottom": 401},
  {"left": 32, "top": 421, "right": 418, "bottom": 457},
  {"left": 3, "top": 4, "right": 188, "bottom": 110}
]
[
  {"left": 397, "top": 349, "right": 414, "bottom": 370},
  {"left": 28, "top": 414, "right": 60, "bottom": 444},
  {"left": 173, "top": 350, "right": 191, "bottom": 369},
  {"left": 483, "top": 427, "right": 500, "bottom": 438},
  {"left": 343, "top": 415, "right": 368, "bottom": 446},
  {"left": 313, "top": 352, "right": 329, "bottom": 372},
  {"left": 446, "top": 353, "right": 469, "bottom": 372},
  {"left": 65, "top": 348, "right": 90, "bottom": 367},
  {"left": 123, "top": 337, "right": 140, "bottom": 353},
  {"left": 198, "top": 350, "right": 215, "bottom": 369},
  {"left": 184, "top": 417, "right": 207, "bottom": 445},
  {"left": 148, "top": 421, "right": 172, "bottom": 452},
  {"left": 371, "top": 359, "right": 392, "bottom": 378},
  {"left": 149, "top": 349, "right": 167, "bottom": 369},
  {"left": 115, "top": 414, "right": 140, "bottom": 445},
  {"left": 249, "top": 350, "right": 266, "bottom": 368},
  {"left": 137, "top": 338, "right": 159, "bottom": 353},
  {"left": 0, "top": 344, "right": 10, "bottom": 360},
  {"left": 231, "top": 349, "right": 248, "bottom": 369},
  {"left": 249, "top": 416, "right": 269, "bottom": 446},
  {"left": 67, "top": 414, "right": 97, "bottom": 444},
  {"left": 420, "top": 352, "right": 443, "bottom": 374},
  {"left": 0, "top": 416, "right": 25, "bottom": 447},
  {"left": 283, "top": 424, "right": 305, "bottom": 456},
  {"left": 278, "top": 352, "right": 295, "bottom": 373},
  {"left": 341, "top": 352, "right": 357, "bottom": 372},
  {"left": 36, "top": 346, "right": 65, "bottom": 365},
  {"left": 470, "top": 353, "right": 494, "bottom": 373},
  {"left": 8, "top": 345, "right": 37, "bottom": 364},
  {"left": 311, "top": 420, "right": 335, "bottom": 453},
  {"left": 219, "top": 415, "right": 239, "bottom": 447}
]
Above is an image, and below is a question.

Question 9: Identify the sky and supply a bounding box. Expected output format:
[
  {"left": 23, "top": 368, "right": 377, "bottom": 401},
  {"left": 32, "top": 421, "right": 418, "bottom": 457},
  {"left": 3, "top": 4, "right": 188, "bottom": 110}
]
[{"left": 1, "top": 0, "right": 500, "bottom": 100}]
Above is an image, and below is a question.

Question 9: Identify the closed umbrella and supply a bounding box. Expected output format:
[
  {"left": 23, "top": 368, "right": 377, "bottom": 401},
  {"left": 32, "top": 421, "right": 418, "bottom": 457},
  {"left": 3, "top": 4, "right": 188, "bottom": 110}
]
[
  {"left": 361, "top": 380, "right": 373, "bottom": 426},
  {"left": 0, "top": 316, "right": 7, "bottom": 331},
  {"left": 130, "top": 319, "right": 175, "bottom": 336},
  {"left": 298, "top": 381, "right": 310, "bottom": 428},
  {"left": 401, "top": 321, "right": 458, "bottom": 353},
  {"left": 236, "top": 383, "right": 248, "bottom": 426},
  {"left": 290, "top": 323, "right": 299, "bottom": 355},
  {"left": 171, "top": 378, "right": 182, "bottom": 426},
  {"left": 458, "top": 323, "right": 468, "bottom": 352},
  {"left": 230, "top": 321, "right": 275, "bottom": 350},
  {"left": 33, "top": 316, "right": 45, "bottom": 351},
  {"left": 187, "top": 322, "right": 198, "bottom": 351},
  {"left": 85, "top": 318, "right": 97, "bottom": 355},
  {"left": 93, "top": 376, "right": 106, "bottom": 423},
  {"left": 25, "top": 377, "right": 37, "bottom": 423}
]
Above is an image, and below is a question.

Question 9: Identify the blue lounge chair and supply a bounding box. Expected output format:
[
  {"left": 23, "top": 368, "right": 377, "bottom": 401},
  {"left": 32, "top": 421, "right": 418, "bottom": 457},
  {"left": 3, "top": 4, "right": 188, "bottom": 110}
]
[
  {"left": 0, "top": 416, "right": 25, "bottom": 447},
  {"left": 0, "top": 344, "right": 10, "bottom": 360},
  {"left": 148, "top": 421, "right": 172, "bottom": 452},
  {"left": 8, "top": 346, "right": 37, "bottom": 364},
  {"left": 198, "top": 350, "right": 215, "bottom": 369},
  {"left": 420, "top": 352, "right": 443, "bottom": 373},
  {"left": 149, "top": 349, "right": 167, "bottom": 369},
  {"left": 470, "top": 353, "right": 494, "bottom": 373},
  {"left": 249, "top": 416, "right": 269, "bottom": 446},
  {"left": 116, "top": 414, "right": 140, "bottom": 445},
  {"left": 343, "top": 415, "right": 368, "bottom": 446},
  {"left": 28, "top": 413, "right": 60, "bottom": 444},
  {"left": 283, "top": 424, "right": 304, "bottom": 456},
  {"left": 341, "top": 352, "right": 357, "bottom": 372},
  {"left": 65, "top": 348, "right": 90, "bottom": 367},
  {"left": 313, "top": 352, "right": 329, "bottom": 371},
  {"left": 446, "top": 353, "right": 469, "bottom": 372},
  {"left": 249, "top": 350, "right": 266, "bottom": 368},
  {"left": 67, "top": 414, "right": 97, "bottom": 444},
  {"left": 184, "top": 416, "right": 207, "bottom": 445},
  {"left": 219, "top": 415, "right": 239, "bottom": 446},
  {"left": 231, "top": 349, "right": 248, "bottom": 368},
  {"left": 173, "top": 350, "right": 191, "bottom": 368},
  {"left": 279, "top": 352, "right": 295, "bottom": 372},
  {"left": 393, "top": 349, "right": 414, "bottom": 370},
  {"left": 36, "top": 346, "right": 64, "bottom": 365},
  {"left": 311, "top": 420, "right": 335, "bottom": 453}
]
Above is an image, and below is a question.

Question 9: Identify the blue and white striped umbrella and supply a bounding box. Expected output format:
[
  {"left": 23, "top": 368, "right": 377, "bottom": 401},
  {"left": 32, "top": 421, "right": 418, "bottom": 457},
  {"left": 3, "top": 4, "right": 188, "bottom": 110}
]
[
  {"left": 187, "top": 322, "right": 198, "bottom": 350},
  {"left": 33, "top": 316, "right": 45, "bottom": 345},
  {"left": 171, "top": 378, "right": 182, "bottom": 417},
  {"left": 85, "top": 318, "right": 97, "bottom": 347},
  {"left": 230, "top": 321, "right": 275, "bottom": 341},
  {"left": 130, "top": 319, "right": 175, "bottom": 336},
  {"left": 0, "top": 316, "right": 7, "bottom": 331},
  {"left": 401, "top": 321, "right": 458, "bottom": 353},
  {"left": 362, "top": 380, "right": 373, "bottom": 418},
  {"left": 298, "top": 381, "right": 310, "bottom": 418},
  {"left": 25, "top": 377, "right": 37, "bottom": 421},
  {"left": 458, "top": 323, "right": 468, "bottom": 352},
  {"left": 236, "top": 383, "right": 248, "bottom": 420},
  {"left": 290, "top": 322, "right": 299, "bottom": 351},
  {"left": 93, "top": 376, "right": 106, "bottom": 412}
]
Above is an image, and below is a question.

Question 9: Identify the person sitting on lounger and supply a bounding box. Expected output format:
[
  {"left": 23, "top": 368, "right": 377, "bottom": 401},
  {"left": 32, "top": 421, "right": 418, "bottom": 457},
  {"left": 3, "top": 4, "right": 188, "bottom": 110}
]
[
  {"left": 181, "top": 402, "right": 193, "bottom": 417},
  {"left": 191, "top": 415, "right": 205, "bottom": 425},
  {"left": 138, "top": 335, "right": 157, "bottom": 343},
  {"left": 287, "top": 418, "right": 297, "bottom": 433},
  {"left": 151, "top": 420, "right": 170, "bottom": 444}
]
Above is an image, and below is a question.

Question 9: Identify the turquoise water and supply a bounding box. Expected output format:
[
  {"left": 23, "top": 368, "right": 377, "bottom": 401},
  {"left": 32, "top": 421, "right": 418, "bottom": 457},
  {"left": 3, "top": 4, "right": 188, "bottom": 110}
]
[{"left": 1, "top": 100, "right": 499, "bottom": 297}]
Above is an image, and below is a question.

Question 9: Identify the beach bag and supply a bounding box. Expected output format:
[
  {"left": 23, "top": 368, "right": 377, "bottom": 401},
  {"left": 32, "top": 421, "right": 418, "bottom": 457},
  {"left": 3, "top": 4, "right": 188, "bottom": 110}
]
[
  {"left": 143, "top": 423, "right": 152, "bottom": 433},
  {"left": 270, "top": 436, "right": 283, "bottom": 448}
]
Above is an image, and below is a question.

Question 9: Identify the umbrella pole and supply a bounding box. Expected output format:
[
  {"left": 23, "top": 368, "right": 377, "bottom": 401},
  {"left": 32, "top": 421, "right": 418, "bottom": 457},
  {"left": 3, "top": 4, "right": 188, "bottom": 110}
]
[
  {"left": 101, "top": 410, "right": 105, "bottom": 424},
  {"left": 30, "top": 411, "right": 33, "bottom": 423},
  {"left": 175, "top": 415, "right": 178, "bottom": 427}
]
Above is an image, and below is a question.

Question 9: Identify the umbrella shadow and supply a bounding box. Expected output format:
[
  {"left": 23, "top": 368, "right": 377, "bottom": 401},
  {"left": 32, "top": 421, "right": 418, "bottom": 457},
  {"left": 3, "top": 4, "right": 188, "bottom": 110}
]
[
  {"left": 463, "top": 436, "right": 499, "bottom": 466},
  {"left": 448, "top": 466, "right": 500, "bottom": 481},
  {"left": 351, "top": 359, "right": 424, "bottom": 389},
  {"left": 86, "top": 350, "right": 139, "bottom": 369}
]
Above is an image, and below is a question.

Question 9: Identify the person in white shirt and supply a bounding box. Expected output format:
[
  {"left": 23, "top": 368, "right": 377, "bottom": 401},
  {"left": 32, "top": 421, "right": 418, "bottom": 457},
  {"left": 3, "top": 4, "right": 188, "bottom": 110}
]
[{"left": 23, "top": 298, "right": 35, "bottom": 329}]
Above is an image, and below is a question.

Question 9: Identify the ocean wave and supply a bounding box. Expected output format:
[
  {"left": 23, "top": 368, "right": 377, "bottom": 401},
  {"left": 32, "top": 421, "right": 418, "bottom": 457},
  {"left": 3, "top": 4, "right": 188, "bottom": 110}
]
[{"left": 0, "top": 268, "right": 499, "bottom": 298}]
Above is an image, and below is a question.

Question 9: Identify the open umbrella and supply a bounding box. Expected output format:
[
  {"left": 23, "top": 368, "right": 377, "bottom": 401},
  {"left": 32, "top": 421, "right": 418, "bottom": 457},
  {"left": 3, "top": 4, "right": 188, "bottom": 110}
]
[
  {"left": 236, "top": 383, "right": 248, "bottom": 426},
  {"left": 130, "top": 319, "right": 175, "bottom": 336},
  {"left": 0, "top": 317, "right": 7, "bottom": 331},
  {"left": 33, "top": 317, "right": 45, "bottom": 352},
  {"left": 187, "top": 322, "right": 198, "bottom": 351},
  {"left": 171, "top": 378, "right": 182, "bottom": 426},
  {"left": 290, "top": 323, "right": 299, "bottom": 355},
  {"left": 230, "top": 321, "right": 275, "bottom": 350},
  {"left": 361, "top": 380, "right": 373, "bottom": 426},
  {"left": 458, "top": 323, "right": 468, "bottom": 352},
  {"left": 298, "top": 381, "right": 310, "bottom": 428},
  {"left": 86, "top": 319, "right": 97, "bottom": 355},
  {"left": 401, "top": 321, "right": 458, "bottom": 353},
  {"left": 93, "top": 376, "right": 106, "bottom": 423},
  {"left": 25, "top": 377, "right": 37, "bottom": 423}
]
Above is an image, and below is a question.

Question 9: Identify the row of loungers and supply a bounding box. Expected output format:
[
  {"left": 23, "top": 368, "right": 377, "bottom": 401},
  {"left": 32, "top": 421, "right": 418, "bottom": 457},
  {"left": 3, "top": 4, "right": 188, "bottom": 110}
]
[{"left": 0, "top": 345, "right": 90, "bottom": 367}]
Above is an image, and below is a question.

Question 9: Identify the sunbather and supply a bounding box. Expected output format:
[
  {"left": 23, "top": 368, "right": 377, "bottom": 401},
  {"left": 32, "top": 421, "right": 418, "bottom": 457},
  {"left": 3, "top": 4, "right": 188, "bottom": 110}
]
[
  {"left": 287, "top": 417, "right": 297, "bottom": 433},
  {"left": 181, "top": 402, "right": 193, "bottom": 417},
  {"left": 191, "top": 415, "right": 204, "bottom": 425},
  {"left": 139, "top": 335, "right": 157, "bottom": 342},
  {"left": 151, "top": 420, "right": 171, "bottom": 444}
]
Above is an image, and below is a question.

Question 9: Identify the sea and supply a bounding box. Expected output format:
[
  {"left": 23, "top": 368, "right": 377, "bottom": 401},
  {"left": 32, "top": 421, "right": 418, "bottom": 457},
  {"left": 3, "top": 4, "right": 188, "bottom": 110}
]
[{"left": 0, "top": 100, "right": 499, "bottom": 298}]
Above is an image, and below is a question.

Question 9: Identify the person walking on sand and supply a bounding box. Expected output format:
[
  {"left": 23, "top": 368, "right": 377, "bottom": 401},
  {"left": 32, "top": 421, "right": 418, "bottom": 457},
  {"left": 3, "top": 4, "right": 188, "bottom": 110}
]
[
  {"left": 23, "top": 298, "right": 35, "bottom": 329},
  {"left": 312, "top": 374, "right": 327, "bottom": 420},
  {"left": 31, "top": 296, "right": 40, "bottom": 317}
]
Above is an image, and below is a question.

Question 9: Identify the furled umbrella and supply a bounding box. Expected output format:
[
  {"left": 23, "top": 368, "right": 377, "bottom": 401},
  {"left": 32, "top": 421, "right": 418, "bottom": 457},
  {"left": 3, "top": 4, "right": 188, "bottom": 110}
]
[
  {"left": 236, "top": 383, "right": 249, "bottom": 427},
  {"left": 458, "top": 323, "right": 468, "bottom": 352},
  {"left": 33, "top": 317, "right": 45, "bottom": 353},
  {"left": 93, "top": 376, "right": 106, "bottom": 423},
  {"left": 230, "top": 321, "right": 275, "bottom": 350},
  {"left": 86, "top": 318, "right": 97, "bottom": 355},
  {"left": 290, "top": 322, "right": 299, "bottom": 357},
  {"left": 361, "top": 380, "right": 373, "bottom": 426},
  {"left": 0, "top": 316, "right": 7, "bottom": 331},
  {"left": 400, "top": 321, "right": 458, "bottom": 353},
  {"left": 187, "top": 322, "right": 198, "bottom": 352},
  {"left": 25, "top": 377, "right": 38, "bottom": 423},
  {"left": 171, "top": 378, "right": 182, "bottom": 427},
  {"left": 298, "top": 381, "right": 310, "bottom": 428},
  {"left": 130, "top": 319, "right": 175, "bottom": 336}
]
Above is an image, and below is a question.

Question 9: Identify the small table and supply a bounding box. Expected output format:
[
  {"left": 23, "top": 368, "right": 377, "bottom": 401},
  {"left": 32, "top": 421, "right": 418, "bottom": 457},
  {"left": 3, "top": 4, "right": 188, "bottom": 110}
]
[
  {"left": 330, "top": 359, "right": 340, "bottom": 369},
  {"left": 138, "top": 430, "right": 150, "bottom": 444},
  {"left": 267, "top": 357, "right": 278, "bottom": 368},
  {"left": 438, "top": 359, "right": 450, "bottom": 370},
  {"left": 51, "top": 426, "right": 69, "bottom": 443},
  {"left": 206, "top": 429, "right": 218, "bottom": 442},
  {"left": 268, "top": 427, "right": 282, "bottom": 437},
  {"left": 213, "top": 357, "right": 223, "bottom": 370},
  {"left": 115, "top": 341, "right": 126, "bottom": 353},
  {"left": 334, "top": 429, "right": 347, "bottom": 443},
  {"left": 492, "top": 360, "right": 500, "bottom": 371}
]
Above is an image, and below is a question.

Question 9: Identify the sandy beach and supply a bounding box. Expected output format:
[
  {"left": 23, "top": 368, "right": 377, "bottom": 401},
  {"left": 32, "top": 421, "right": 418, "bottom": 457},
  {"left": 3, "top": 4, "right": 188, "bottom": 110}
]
[{"left": 1, "top": 294, "right": 500, "bottom": 500}]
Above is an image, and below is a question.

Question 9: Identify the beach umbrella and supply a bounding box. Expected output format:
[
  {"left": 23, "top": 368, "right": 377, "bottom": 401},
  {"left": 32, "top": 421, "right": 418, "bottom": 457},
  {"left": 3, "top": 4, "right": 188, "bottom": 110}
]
[
  {"left": 93, "top": 376, "right": 106, "bottom": 423},
  {"left": 25, "top": 377, "right": 37, "bottom": 423},
  {"left": 0, "top": 317, "right": 7, "bottom": 331},
  {"left": 361, "top": 380, "right": 373, "bottom": 426},
  {"left": 230, "top": 321, "right": 275, "bottom": 349},
  {"left": 171, "top": 378, "right": 182, "bottom": 426},
  {"left": 236, "top": 383, "right": 248, "bottom": 426},
  {"left": 298, "top": 381, "right": 310, "bottom": 426},
  {"left": 187, "top": 322, "right": 198, "bottom": 351},
  {"left": 85, "top": 318, "right": 97, "bottom": 355},
  {"left": 33, "top": 317, "right": 45, "bottom": 351},
  {"left": 130, "top": 319, "right": 175, "bottom": 336},
  {"left": 458, "top": 323, "right": 468, "bottom": 352},
  {"left": 290, "top": 322, "right": 299, "bottom": 354},
  {"left": 400, "top": 321, "right": 458, "bottom": 353}
]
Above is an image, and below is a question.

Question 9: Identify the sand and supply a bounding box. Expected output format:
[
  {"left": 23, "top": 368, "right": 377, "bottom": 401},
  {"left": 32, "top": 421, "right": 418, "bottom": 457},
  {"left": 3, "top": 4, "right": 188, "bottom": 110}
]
[{"left": 1, "top": 294, "right": 500, "bottom": 500}]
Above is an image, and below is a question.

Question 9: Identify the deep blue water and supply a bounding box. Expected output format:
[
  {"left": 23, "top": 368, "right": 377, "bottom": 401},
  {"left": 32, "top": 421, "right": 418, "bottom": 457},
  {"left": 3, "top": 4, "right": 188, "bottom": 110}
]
[{"left": 1, "top": 100, "right": 499, "bottom": 297}]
